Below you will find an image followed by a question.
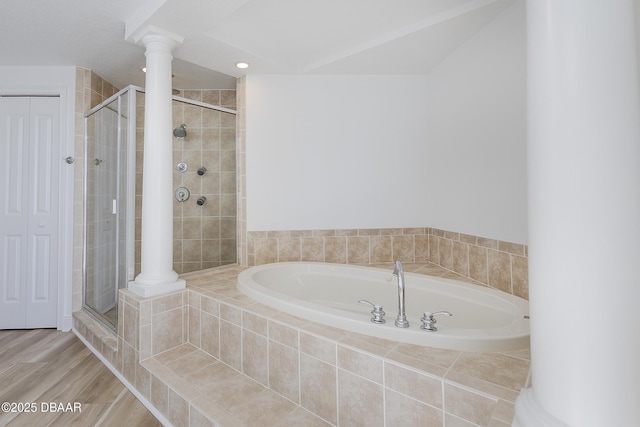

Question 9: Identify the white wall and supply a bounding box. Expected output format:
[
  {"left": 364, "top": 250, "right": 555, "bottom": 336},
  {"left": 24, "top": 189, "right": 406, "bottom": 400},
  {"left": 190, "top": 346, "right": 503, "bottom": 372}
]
[
  {"left": 245, "top": 74, "right": 430, "bottom": 230},
  {"left": 424, "top": 0, "right": 527, "bottom": 244},
  {"left": 244, "top": 0, "right": 528, "bottom": 244}
]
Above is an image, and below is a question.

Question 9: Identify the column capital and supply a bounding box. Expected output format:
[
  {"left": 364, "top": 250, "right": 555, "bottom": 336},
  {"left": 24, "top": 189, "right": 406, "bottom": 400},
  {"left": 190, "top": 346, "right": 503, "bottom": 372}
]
[{"left": 131, "top": 24, "right": 183, "bottom": 50}]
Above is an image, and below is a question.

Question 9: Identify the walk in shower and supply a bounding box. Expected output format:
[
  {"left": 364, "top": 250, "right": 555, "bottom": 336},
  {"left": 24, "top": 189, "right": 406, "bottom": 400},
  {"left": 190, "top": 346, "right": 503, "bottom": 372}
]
[{"left": 83, "top": 86, "right": 237, "bottom": 329}]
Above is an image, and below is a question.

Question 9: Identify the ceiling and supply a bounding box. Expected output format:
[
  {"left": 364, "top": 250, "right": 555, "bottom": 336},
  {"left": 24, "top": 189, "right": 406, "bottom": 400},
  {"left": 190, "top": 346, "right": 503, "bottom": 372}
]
[{"left": 1, "top": 0, "right": 514, "bottom": 90}]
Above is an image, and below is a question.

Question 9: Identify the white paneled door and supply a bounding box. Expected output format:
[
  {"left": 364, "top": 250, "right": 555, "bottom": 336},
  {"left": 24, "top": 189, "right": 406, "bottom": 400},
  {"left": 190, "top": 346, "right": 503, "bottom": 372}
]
[{"left": 0, "top": 97, "right": 60, "bottom": 329}]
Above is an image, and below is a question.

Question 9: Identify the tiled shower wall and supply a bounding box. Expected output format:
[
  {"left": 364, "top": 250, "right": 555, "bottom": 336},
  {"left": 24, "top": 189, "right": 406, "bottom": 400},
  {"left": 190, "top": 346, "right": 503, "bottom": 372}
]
[
  {"left": 134, "top": 89, "right": 238, "bottom": 275},
  {"left": 247, "top": 227, "right": 528, "bottom": 300}
]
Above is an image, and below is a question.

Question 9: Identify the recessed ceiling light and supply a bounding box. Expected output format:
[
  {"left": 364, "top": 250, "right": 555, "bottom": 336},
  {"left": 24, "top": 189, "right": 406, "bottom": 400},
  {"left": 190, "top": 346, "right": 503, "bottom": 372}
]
[{"left": 235, "top": 62, "right": 250, "bottom": 69}]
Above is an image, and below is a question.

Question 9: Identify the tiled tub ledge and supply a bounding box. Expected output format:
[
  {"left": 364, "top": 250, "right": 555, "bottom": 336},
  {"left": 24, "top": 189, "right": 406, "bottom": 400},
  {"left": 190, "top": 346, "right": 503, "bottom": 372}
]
[
  {"left": 174, "top": 264, "right": 530, "bottom": 426},
  {"left": 78, "top": 263, "right": 531, "bottom": 427}
]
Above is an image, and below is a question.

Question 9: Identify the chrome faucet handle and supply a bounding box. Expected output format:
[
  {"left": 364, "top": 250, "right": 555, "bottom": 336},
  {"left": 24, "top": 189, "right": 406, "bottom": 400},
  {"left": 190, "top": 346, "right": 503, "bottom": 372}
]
[
  {"left": 420, "top": 311, "right": 452, "bottom": 331},
  {"left": 359, "top": 300, "right": 386, "bottom": 324}
]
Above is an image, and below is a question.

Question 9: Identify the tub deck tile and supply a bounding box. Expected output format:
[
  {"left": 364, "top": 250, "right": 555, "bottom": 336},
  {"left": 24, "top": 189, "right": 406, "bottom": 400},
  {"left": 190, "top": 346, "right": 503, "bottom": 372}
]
[
  {"left": 175, "top": 262, "right": 529, "bottom": 426},
  {"left": 449, "top": 352, "right": 530, "bottom": 391},
  {"left": 385, "top": 350, "right": 450, "bottom": 378},
  {"left": 444, "top": 370, "right": 521, "bottom": 403}
]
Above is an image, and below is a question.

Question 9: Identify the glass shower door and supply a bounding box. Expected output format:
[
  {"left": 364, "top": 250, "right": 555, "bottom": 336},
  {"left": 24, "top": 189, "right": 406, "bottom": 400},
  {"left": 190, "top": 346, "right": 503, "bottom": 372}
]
[{"left": 84, "top": 90, "right": 135, "bottom": 329}]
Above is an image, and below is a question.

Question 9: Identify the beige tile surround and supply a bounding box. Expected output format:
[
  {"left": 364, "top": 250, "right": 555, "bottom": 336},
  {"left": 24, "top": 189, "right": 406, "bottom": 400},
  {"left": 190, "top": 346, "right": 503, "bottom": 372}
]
[
  {"left": 74, "top": 263, "right": 530, "bottom": 427},
  {"left": 248, "top": 227, "right": 528, "bottom": 300}
]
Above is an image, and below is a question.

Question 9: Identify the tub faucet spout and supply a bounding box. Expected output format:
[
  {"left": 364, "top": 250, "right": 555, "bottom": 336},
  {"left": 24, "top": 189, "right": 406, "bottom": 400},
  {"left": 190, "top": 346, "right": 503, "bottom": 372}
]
[{"left": 393, "top": 260, "right": 410, "bottom": 328}]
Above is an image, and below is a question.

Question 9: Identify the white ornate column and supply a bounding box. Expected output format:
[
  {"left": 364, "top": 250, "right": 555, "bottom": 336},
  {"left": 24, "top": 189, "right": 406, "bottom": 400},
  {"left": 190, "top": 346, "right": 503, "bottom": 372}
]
[
  {"left": 129, "top": 27, "right": 185, "bottom": 297},
  {"left": 514, "top": 1, "right": 640, "bottom": 426}
]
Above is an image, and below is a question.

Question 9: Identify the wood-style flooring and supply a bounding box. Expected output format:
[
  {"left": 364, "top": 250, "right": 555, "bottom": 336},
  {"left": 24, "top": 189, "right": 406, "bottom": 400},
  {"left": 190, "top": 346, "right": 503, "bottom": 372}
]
[{"left": 0, "top": 329, "right": 163, "bottom": 427}]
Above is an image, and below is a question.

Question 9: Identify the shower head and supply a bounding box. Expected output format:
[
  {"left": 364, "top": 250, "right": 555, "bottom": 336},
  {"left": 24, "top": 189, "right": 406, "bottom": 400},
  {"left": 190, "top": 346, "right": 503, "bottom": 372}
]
[{"left": 173, "top": 124, "right": 187, "bottom": 138}]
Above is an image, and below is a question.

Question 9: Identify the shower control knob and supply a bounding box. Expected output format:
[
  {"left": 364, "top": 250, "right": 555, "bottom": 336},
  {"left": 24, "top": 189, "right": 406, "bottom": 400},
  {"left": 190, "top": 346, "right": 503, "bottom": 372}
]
[
  {"left": 196, "top": 196, "right": 207, "bottom": 206},
  {"left": 175, "top": 187, "right": 190, "bottom": 202},
  {"left": 197, "top": 167, "right": 207, "bottom": 176}
]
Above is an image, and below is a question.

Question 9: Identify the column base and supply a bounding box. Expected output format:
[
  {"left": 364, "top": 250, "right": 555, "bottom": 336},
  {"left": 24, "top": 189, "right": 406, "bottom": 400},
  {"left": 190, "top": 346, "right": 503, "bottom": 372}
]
[
  {"left": 128, "top": 276, "right": 186, "bottom": 298},
  {"left": 513, "top": 388, "right": 570, "bottom": 427}
]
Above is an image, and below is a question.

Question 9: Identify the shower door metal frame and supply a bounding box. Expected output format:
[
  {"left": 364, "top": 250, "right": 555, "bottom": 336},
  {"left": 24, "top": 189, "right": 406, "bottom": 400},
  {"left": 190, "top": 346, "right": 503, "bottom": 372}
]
[{"left": 82, "top": 85, "right": 139, "bottom": 330}]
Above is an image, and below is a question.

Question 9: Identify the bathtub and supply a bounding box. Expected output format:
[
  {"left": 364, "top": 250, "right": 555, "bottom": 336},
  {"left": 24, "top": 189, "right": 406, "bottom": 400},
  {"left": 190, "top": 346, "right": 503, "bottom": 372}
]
[{"left": 237, "top": 262, "right": 529, "bottom": 352}]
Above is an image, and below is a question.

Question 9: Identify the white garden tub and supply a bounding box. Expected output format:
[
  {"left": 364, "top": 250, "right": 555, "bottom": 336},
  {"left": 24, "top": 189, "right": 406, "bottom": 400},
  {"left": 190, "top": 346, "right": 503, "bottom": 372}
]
[{"left": 237, "top": 262, "right": 529, "bottom": 351}]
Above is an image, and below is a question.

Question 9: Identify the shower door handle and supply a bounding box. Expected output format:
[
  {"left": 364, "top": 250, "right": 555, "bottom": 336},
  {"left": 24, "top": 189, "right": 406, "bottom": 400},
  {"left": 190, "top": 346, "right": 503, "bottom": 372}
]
[{"left": 64, "top": 156, "right": 75, "bottom": 164}]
